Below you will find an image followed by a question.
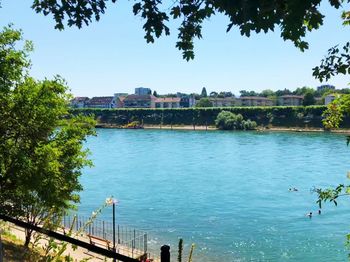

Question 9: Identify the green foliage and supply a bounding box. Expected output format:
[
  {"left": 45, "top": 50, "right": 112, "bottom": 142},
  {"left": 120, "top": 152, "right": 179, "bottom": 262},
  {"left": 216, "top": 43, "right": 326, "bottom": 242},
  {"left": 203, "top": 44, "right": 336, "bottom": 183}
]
[
  {"left": 71, "top": 105, "right": 336, "bottom": 129},
  {"left": 313, "top": 10, "right": 350, "bottom": 82},
  {"left": 29, "top": 0, "right": 345, "bottom": 60},
  {"left": 303, "top": 92, "right": 316, "bottom": 106},
  {"left": 313, "top": 42, "right": 350, "bottom": 82},
  {"left": 239, "top": 90, "right": 259, "bottom": 97},
  {"left": 0, "top": 26, "right": 96, "bottom": 246},
  {"left": 260, "top": 89, "right": 275, "bottom": 97},
  {"left": 195, "top": 97, "right": 212, "bottom": 107},
  {"left": 201, "top": 87, "right": 207, "bottom": 98},
  {"left": 322, "top": 94, "right": 350, "bottom": 129},
  {"left": 294, "top": 86, "right": 315, "bottom": 96},
  {"left": 215, "top": 111, "right": 257, "bottom": 130}
]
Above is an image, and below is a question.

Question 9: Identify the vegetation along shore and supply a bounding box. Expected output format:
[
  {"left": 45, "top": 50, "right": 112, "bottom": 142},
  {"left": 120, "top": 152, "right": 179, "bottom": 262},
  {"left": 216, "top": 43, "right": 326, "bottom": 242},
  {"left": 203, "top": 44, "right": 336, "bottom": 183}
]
[{"left": 72, "top": 105, "right": 350, "bottom": 130}]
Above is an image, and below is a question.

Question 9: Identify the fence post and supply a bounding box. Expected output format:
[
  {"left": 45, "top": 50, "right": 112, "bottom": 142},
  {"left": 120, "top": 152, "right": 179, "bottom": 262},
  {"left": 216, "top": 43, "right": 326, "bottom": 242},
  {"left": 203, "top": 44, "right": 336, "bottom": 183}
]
[
  {"left": 143, "top": 233, "right": 147, "bottom": 253},
  {"left": 103, "top": 221, "right": 105, "bottom": 239},
  {"left": 161, "top": 245, "right": 170, "bottom": 262},
  {"left": 118, "top": 225, "right": 120, "bottom": 244}
]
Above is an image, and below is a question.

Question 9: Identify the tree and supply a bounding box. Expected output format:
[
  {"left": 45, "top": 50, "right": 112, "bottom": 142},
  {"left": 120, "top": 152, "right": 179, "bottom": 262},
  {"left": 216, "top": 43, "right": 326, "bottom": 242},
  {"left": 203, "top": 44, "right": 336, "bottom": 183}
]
[
  {"left": 240, "top": 90, "right": 258, "bottom": 97},
  {"left": 275, "top": 88, "right": 292, "bottom": 96},
  {"left": 209, "top": 91, "right": 218, "bottom": 97},
  {"left": 201, "top": 87, "right": 207, "bottom": 97},
  {"left": 0, "top": 26, "right": 95, "bottom": 246},
  {"left": 153, "top": 90, "right": 158, "bottom": 97},
  {"left": 195, "top": 97, "right": 212, "bottom": 107},
  {"left": 215, "top": 111, "right": 257, "bottom": 130},
  {"left": 27, "top": 0, "right": 347, "bottom": 60},
  {"left": 293, "top": 86, "right": 315, "bottom": 96},
  {"left": 303, "top": 91, "right": 316, "bottom": 106},
  {"left": 260, "top": 89, "right": 275, "bottom": 97}
]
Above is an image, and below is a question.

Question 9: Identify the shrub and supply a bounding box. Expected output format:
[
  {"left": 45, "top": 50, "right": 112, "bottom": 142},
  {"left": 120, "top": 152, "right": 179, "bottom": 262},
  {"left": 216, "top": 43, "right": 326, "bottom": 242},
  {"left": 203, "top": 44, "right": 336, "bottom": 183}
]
[{"left": 215, "top": 111, "right": 257, "bottom": 130}]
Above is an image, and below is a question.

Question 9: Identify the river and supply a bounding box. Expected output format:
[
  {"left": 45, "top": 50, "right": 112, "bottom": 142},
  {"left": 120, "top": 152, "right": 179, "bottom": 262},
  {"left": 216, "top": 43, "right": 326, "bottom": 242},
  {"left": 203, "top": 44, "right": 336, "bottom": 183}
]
[{"left": 78, "top": 129, "right": 350, "bottom": 261}]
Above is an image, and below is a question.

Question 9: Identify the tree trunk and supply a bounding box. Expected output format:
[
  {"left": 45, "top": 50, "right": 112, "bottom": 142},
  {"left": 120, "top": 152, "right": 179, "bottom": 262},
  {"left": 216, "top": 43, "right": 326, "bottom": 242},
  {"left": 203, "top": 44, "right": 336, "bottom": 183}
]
[{"left": 24, "top": 229, "right": 31, "bottom": 247}]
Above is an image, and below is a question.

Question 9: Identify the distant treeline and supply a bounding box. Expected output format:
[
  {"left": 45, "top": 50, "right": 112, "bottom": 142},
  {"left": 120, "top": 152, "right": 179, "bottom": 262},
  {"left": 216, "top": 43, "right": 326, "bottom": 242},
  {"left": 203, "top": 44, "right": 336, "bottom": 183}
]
[{"left": 70, "top": 106, "right": 350, "bottom": 128}]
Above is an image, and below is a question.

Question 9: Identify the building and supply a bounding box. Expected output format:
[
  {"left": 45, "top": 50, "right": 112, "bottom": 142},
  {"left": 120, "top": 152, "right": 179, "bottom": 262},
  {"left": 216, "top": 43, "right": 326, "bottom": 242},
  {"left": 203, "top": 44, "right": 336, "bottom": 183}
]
[
  {"left": 238, "top": 97, "right": 274, "bottom": 106},
  {"left": 177, "top": 93, "right": 196, "bottom": 107},
  {"left": 114, "top": 96, "right": 126, "bottom": 108},
  {"left": 278, "top": 95, "right": 304, "bottom": 106},
  {"left": 154, "top": 97, "right": 181, "bottom": 108},
  {"left": 123, "top": 94, "right": 156, "bottom": 108},
  {"left": 135, "top": 87, "right": 151, "bottom": 96},
  {"left": 70, "top": 97, "right": 90, "bottom": 108},
  {"left": 86, "top": 96, "right": 116, "bottom": 108},
  {"left": 317, "top": 84, "right": 335, "bottom": 92},
  {"left": 209, "top": 97, "right": 236, "bottom": 107},
  {"left": 325, "top": 94, "right": 340, "bottom": 105},
  {"left": 114, "top": 93, "right": 128, "bottom": 108}
]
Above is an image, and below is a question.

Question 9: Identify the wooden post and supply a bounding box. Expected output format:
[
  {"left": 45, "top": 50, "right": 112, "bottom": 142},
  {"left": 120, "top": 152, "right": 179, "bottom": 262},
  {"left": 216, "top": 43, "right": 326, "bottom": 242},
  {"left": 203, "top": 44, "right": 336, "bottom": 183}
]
[{"left": 161, "top": 245, "right": 170, "bottom": 262}]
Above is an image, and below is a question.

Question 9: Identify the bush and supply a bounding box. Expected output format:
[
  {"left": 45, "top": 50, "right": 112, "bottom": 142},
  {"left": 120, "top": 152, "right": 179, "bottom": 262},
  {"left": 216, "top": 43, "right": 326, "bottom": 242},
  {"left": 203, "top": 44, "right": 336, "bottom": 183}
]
[
  {"left": 242, "top": 119, "right": 258, "bottom": 130},
  {"left": 215, "top": 111, "right": 257, "bottom": 130}
]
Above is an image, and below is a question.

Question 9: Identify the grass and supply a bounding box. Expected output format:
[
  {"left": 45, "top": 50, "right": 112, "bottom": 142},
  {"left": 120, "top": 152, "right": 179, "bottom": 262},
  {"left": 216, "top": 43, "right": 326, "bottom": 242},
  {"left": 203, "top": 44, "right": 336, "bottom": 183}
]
[{"left": 1, "top": 222, "right": 43, "bottom": 261}]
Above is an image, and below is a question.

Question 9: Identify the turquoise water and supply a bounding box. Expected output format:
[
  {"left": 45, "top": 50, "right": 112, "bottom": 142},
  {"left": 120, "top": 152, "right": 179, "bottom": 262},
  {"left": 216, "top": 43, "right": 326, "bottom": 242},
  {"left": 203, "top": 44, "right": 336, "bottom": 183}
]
[{"left": 78, "top": 129, "right": 350, "bottom": 261}]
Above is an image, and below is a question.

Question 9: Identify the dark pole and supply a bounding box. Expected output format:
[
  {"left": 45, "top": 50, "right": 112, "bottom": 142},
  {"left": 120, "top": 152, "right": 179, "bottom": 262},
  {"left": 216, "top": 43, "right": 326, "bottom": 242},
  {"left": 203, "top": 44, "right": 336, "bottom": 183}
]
[
  {"left": 161, "top": 245, "right": 170, "bottom": 262},
  {"left": 113, "top": 202, "right": 116, "bottom": 262}
]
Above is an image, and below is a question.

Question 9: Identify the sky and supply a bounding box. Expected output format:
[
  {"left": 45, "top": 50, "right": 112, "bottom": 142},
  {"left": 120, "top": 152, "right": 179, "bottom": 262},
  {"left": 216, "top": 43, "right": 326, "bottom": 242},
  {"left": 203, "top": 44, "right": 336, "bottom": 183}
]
[{"left": 0, "top": 1, "right": 349, "bottom": 97}]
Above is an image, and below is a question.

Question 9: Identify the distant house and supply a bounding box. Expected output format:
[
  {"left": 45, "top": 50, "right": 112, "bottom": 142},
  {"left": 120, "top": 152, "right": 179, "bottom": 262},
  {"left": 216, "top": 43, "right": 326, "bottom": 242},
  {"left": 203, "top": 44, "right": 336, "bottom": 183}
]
[
  {"left": 70, "top": 97, "right": 89, "bottom": 108},
  {"left": 114, "top": 93, "right": 128, "bottom": 108},
  {"left": 278, "top": 95, "right": 304, "bottom": 106},
  {"left": 325, "top": 94, "right": 340, "bottom": 105},
  {"left": 86, "top": 96, "right": 116, "bottom": 108},
  {"left": 155, "top": 97, "right": 181, "bottom": 108},
  {"left": 135, "top": 87, "right": 151, "bottom": 96},
  {"left": 237, "top": 96, "right": 274, "bottom": 106},
  {"left": 209, "top": 97, "right": 236, "bottom": 107},
  {"left": 176, "top": 93, "right": 196, "bottom": 107},
  {"left": 114, "top": 96, "right": 126, "bottom": 108},
  {"left": 123, "top": 94, "right": 156, "bottom": 108}
]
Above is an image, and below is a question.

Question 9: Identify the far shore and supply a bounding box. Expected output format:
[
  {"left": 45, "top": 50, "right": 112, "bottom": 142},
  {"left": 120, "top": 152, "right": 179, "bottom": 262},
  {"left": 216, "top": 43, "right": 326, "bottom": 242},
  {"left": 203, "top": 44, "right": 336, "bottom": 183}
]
[{"left": 95, "top": 124, "right": 350, "bottom": 134}]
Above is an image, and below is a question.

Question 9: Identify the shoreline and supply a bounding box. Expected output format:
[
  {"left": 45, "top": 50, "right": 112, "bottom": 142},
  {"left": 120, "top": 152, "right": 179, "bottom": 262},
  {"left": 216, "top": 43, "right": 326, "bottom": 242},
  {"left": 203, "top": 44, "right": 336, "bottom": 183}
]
[{"left": 95, "top": 124, "right": 350, "bottom": 134}]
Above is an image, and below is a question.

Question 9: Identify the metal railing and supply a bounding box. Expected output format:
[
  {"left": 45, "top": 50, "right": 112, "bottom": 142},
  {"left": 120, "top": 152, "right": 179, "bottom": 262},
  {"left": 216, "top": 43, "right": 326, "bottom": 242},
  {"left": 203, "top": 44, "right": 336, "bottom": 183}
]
[{"left": 62, "top": 215, "right": 149, "bottom": 259}]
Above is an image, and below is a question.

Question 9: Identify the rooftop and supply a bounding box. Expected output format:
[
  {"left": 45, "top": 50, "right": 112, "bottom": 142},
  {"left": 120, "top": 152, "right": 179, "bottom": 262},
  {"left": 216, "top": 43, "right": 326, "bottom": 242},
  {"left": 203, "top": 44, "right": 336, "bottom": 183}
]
[
  {"left": 155, "top": 97, "right": 181, "bottom": 103},
  {"left": 239, "top": 96, "right": 272, "bottom": 100},
  {"left": 88, "top": 96, "right": 114, "bottom": 105}
]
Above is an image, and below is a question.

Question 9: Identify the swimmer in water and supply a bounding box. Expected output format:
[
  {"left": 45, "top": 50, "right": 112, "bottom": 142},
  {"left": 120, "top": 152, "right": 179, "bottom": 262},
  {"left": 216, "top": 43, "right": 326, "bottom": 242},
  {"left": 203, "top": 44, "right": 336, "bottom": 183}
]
[
  {"left": 318, "top": 209, "right": 321, "bottom": 215},
  {"left": 307, "top": 212, "right": 312, "bottom": 218}
]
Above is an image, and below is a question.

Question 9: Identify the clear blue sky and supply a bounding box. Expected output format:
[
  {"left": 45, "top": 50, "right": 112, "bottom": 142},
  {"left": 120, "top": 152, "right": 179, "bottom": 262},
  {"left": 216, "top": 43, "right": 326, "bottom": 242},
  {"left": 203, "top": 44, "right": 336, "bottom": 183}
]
[{"left": 0, "top": 0, "right": 349, "bottom": 97}]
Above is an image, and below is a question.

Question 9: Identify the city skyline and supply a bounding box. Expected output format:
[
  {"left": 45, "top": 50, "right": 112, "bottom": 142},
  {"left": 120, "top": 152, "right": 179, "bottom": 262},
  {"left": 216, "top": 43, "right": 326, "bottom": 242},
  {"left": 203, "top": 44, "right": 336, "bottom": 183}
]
[{"left": 0, "top": 1, "right": 349, "bottom": 97}]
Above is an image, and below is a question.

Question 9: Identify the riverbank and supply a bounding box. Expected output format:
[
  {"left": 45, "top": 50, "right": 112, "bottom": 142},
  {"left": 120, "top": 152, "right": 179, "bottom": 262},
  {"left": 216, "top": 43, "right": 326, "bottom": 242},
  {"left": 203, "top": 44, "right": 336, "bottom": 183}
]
[{"left": 95, "top": 124, "right": 350, "bottom": 134}]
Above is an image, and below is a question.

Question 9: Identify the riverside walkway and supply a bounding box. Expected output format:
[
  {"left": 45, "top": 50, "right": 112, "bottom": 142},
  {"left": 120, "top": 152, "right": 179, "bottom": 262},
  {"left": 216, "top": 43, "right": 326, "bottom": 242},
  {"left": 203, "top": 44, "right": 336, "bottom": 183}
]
[{"left": 1, "top": 216, "right": 160, "bottom": 262}]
